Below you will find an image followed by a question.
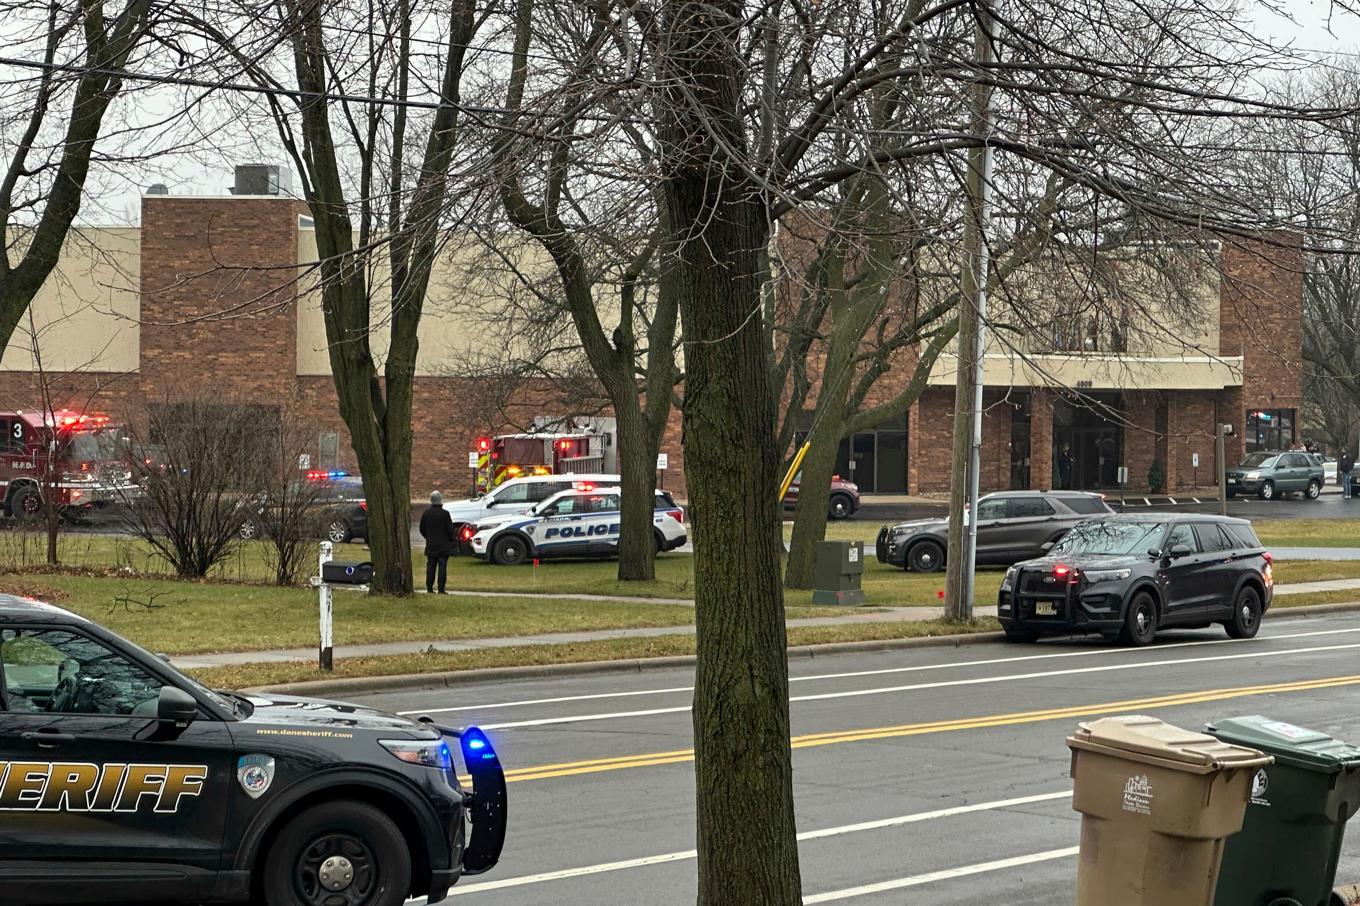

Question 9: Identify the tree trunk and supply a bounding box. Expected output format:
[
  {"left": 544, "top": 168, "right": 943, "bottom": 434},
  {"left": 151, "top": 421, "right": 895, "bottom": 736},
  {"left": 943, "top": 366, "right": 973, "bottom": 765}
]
[
  {"left": 783, "top": 403, "right": 844, "bottom": 589},
  {"left": 615, "top": 396, "right": 661, "bottom": 580},
  {"left": 659, "top": 3, "right": 802, "bottom": 899}
]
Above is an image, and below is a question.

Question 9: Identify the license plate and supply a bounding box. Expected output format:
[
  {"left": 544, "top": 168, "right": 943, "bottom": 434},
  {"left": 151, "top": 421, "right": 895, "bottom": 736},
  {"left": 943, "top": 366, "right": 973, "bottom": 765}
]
[{"left": 1035, "top": 602, "right": 1057, "bottom": 616}]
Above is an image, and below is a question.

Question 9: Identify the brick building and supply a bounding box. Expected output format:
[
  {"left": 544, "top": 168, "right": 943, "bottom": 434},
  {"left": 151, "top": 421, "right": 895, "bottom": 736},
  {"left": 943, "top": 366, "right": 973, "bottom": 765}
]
[{"left": 0, "top": 182, "right": 1304, "bottom": 500}]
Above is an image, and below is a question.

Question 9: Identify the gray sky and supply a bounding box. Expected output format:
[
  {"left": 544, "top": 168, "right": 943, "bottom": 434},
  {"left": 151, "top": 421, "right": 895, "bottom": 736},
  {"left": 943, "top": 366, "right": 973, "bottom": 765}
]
[{"left": 1254, "top": 0, "right": 1359, "bottom": 51}]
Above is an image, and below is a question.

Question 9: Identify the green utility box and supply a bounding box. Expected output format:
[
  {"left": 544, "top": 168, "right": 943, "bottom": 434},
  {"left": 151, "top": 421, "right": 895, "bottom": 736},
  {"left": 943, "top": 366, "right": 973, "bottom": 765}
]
[
  {"left": 1207, "top": 715, "right": 1360, "bottom": 906},
  {"left": 811, "top": 541, "right": 866, "bottom": 605}
]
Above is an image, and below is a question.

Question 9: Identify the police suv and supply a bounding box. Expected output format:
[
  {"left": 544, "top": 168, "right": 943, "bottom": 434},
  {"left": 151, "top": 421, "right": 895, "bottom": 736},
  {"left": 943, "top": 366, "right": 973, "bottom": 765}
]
[
  {"left": 0, "top": 595, "right": 506, "bottom": 906},
  {"left": 469, "top": 486, "right": 687, "bottom": 565}
]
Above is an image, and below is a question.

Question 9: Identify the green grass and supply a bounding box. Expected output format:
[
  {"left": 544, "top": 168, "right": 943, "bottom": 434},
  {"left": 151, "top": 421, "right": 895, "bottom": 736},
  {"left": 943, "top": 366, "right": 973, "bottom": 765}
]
[
  {"left": 186, "top": 618, "right": 1003, "bottom": 690},
  {"left": 1254, "top": 519, "right": 1360, "bottom": 549}
]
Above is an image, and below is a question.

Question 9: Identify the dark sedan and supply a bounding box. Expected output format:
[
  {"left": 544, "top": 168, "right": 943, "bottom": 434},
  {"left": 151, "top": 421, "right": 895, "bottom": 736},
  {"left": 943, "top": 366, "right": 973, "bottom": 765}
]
[
  {"left": 240, "top": 474, "right": 368, "bottom": 544},
  {"left": 875, "top": 490, "right": 1113, "bottom": 572}
]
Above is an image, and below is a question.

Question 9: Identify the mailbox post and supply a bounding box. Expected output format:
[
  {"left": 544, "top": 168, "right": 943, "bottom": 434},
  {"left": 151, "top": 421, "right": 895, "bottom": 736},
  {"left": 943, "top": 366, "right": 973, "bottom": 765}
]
[
  {"left": 812, "top": 540, "right": 867, "bottom": 605},
  {"left": 311, "top": 542, "right": 374, "bottom": 671}
]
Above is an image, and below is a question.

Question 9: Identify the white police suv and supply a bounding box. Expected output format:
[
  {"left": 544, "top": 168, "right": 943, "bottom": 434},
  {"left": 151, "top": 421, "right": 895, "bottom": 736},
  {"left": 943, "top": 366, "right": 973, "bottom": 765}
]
[{"left": 468, "top": 486, "right": 687, "bottom": 565}]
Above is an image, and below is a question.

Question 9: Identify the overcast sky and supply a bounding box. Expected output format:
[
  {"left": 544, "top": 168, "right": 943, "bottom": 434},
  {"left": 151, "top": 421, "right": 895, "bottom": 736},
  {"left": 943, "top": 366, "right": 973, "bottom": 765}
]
[{"left": 1255, "top": 0, "right": 1360, "bottom": 51}]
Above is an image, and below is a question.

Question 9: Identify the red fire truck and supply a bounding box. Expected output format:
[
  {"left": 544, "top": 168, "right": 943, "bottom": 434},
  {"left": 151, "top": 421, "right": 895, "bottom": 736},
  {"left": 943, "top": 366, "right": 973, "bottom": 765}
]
[
  {"left": 0, "top": 410, "right": 134, "bottom": 519},
  {"left": 472, "top": 425, "right": 616, "bottom": 494}
]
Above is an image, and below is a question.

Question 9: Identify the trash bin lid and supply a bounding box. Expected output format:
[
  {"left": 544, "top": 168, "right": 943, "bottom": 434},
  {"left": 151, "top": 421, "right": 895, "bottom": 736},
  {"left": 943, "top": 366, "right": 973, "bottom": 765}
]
[
  {"left": 1070, "top": 715, "right": 1271, "bottom": 773},
  {"left": 1206, "top": 715, "right": 1360, "bottom": 772}
]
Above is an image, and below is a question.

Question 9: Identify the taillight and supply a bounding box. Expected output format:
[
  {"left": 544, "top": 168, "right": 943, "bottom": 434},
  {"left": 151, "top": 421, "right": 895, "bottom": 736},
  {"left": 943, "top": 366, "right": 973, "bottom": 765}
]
[
  {"left": 360, "top": 501, "right": 367, "bottom": 511},
  {"left": 666, "top": 509, "right": 684, "bottom": 523},
  {"left": 1262, "top": 551, "right": 1273, "bottom": 565},
  {"left": 461, "top": 526, "right": 475, "bottom": 541}
]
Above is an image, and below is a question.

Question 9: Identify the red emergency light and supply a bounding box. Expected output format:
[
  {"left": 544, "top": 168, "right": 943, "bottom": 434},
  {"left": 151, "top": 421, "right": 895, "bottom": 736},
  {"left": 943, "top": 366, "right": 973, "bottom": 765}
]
[
  {"left": 557, "top": 439, "right": 573, "bottom": 452},
  {"left": 475, "top": 436, "right": 491, "bottom": 453}
]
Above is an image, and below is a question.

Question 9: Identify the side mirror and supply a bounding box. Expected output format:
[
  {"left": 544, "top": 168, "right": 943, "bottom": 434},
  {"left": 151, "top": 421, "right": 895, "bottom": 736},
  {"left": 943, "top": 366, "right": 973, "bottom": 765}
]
[
  {"left": 1169, "top": 543, "right": 1192, "bottom": 559},
  {"left": 158, "top": 686, "right": 198, "bottom": 728},
  {"left": 484, "top": 498, "right": 497, "bottom": 507},
  {"left": 1147, "top": 548, "right": 1163, "bottom": 559}
]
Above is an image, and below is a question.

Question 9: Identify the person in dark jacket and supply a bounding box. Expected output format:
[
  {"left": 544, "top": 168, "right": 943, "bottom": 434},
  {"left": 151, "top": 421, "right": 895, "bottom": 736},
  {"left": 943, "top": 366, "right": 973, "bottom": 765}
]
[
  {"left": 1341, "top": 451, "right": 1356, "bottom": 500},
  {"left": 419, "top": 491, "right": 456, "bottom": 594}
]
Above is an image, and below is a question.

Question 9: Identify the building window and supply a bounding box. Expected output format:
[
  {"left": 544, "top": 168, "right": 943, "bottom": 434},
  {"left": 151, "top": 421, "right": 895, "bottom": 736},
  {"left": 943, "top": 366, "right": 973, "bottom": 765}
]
[{"left": 1245, "top": 409, "right": 1295, "bottom": 453}]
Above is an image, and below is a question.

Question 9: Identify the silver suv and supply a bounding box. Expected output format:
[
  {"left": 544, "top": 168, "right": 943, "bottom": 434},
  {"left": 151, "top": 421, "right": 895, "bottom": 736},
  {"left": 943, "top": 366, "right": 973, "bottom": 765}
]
[
  {"left": 444, "top": 473, "right": 621, "bottom": 551},
  {"left": 1225, "top": 451, "right": 1325, "bottom": 500}
]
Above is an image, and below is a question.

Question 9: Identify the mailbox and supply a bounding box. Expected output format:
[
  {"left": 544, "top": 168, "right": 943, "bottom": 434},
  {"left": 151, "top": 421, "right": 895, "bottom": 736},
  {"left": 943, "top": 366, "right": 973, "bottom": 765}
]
[
  {"left": 811, "top": 540, "right": 867, "bottom": 605},
  {"left": 322, "top": 560, "right": 374, "bottom": 585}
]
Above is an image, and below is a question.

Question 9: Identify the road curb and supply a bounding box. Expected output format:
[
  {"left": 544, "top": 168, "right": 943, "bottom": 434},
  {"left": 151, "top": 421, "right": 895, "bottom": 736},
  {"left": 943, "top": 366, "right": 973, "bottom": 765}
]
[
  {"left": 248, "top": 631, "right": 1006, "bottom": 697},
  {"left": 245, "top": 600, "right": 1360, "bottom": 698}
]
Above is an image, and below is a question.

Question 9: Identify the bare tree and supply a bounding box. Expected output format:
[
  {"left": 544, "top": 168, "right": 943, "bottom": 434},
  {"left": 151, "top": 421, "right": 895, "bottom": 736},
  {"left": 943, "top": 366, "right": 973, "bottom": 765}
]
[
  {"left": 246, "top": 408, "right": 334, "bottom": 585},
  {"left": 0, "top": 0, "right": 154, "bottom": 358}
]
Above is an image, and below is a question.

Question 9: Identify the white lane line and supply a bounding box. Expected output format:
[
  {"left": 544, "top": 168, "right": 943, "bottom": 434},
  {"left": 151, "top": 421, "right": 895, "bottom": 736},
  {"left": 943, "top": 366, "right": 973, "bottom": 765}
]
[
  {"left": 442, "top": 791, "right": 1073, "bottom": 896},
  {"left": 399, "top": 626, "right": 1360, "bottom": 716},
  {"left": 478, "top": 640, "right": 1360, "bottom": 730},
  {"left": 802, "top": 847, "right": 1080, "bottom": 903}
]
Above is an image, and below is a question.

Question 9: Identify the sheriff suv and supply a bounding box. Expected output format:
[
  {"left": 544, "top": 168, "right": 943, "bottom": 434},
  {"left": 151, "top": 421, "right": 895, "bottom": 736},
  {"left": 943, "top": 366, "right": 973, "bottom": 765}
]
[
  {"left": 469, "top": 486, "right": 686, "bottom": 565},
  {"left": 0, "top": 595, "right": 506, "bottom": 906},
  {"left": 997, "top": 514, "right": 1272, "bottom": 646}
]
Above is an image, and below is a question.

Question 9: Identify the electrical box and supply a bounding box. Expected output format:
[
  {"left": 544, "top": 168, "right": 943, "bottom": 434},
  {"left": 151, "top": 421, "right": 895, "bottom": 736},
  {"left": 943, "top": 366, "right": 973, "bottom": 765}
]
[
  {"left": 322, "top": 561, "right": 374, "bottom": 585},
  {"left": 811, "top": 541, "right": 867, "bottom": 606}
]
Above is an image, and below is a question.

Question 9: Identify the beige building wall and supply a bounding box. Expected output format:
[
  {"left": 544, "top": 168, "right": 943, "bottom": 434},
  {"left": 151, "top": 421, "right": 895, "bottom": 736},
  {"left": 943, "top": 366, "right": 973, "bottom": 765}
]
[{"left": 0, "top": 227, "right": 140, "bottom": 373}]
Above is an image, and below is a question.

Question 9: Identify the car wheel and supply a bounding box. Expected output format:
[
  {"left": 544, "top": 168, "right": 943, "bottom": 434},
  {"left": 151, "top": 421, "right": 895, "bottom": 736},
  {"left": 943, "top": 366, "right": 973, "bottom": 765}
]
[
  {"left": 1306, "top": 479, "right": 1321, "bottom": 500},
  {"left": 654, "top": 530, "right": 666, "bottom": 553},
  {"left": 261, "top": 800, "right": 410, "bottom": 906},
  {"left": 239, "top": 518, "right": 259, "bottom": 540},
  {"left": 1118, "top": 592, "right": 1158, "bottom": 647},
  {"left": 1225, "top": 585, "right": 1263, "bottom": 640},
  {"left": 492, "top": 535, "right": 529, "bottom": 566},
  {"left": 1003, "top": 625, "right": 1038, "bottom": 643},
  {"left": 828, "top": 494, "right": 853, "bottom": 520},
  {"left": 1258, "top": 480, "right": 1275, "bottom": 501},
  {"left": 8, "top": 484, "right": 41, "bottom": 520},
  {"left": 908, "top": 539, "right": 945, "bottom": 573},
  {"left": 326, "top": 519, "right": 353, "bottom": 544}
]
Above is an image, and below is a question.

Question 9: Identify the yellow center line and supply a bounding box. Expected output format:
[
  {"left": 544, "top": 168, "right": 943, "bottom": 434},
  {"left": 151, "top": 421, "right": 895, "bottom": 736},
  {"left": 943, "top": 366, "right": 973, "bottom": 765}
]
[{"left": 468, "top": 672, "right": 1360, "bottom": 785}]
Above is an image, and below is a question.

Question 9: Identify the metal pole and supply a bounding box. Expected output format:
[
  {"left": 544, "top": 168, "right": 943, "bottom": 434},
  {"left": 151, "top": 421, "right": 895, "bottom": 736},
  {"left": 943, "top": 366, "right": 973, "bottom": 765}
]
[
  {"left": 1217, "top": 426, "right": 1228, "bottom": 516},
  {"left": 956, "top": 0, "right": 999, "bottom": 620},
  {"left": 318, "top": 540, "right": 334, "bottom": 671}
]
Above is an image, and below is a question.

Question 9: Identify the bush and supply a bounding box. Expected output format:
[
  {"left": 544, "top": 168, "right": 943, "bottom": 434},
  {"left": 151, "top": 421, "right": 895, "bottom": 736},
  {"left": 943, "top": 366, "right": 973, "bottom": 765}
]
[{"left": 1147, "top": 459, "right": 1166, "bottom": 494}]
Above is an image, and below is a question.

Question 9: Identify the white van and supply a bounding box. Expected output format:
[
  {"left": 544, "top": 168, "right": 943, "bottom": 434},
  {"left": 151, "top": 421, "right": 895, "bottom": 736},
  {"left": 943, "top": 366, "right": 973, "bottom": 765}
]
[{"left": 441, "top": 473, "right": 621, "bottom": 551}]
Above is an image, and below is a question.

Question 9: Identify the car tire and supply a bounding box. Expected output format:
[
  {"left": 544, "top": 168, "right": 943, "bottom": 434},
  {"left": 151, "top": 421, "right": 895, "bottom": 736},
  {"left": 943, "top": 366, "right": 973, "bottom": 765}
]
[
  {"left": 492, "top": 534, "right": 529, "bottom": 566},
  {"left": 1306, "top": 479, "right": 1321, "bottom": 500},
  {"left": 907, "top": 539, "right": 945, "bottom": 573},
  {"left": 8, "top": 484, "right": 41, "bottom": 520},
  {"left": 1118, "top": 592, "right": 1158, "bottom": 647},
  {"left": 828, "top": 494, "right": 853, "bottom": 520},
  {"left": 261, "top": 800, "right": 411, "bottom": 906},
  {"left": 239, "top": 518, "right": 259, "bottom": 540},
  {"left": 326, "top": 519, "right": 353, "bottom": 544},
  {"left": 1225, "top": 585, "right": 1263, "bottom": 640},
  {"left": 1258, "top": 480, "right": 1275, "bottom": 501},
  {"left": 654, "top": 530, "right": 666, "bottom": 553},
  {"left": 1003, "top": 625, "right": 1038, "bottom": 643}
]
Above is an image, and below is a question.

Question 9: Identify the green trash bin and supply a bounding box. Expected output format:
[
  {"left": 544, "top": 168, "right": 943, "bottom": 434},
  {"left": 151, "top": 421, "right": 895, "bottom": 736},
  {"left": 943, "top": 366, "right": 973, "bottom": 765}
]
[{"left": 1206, "top": 715, "right": 1360, "bottom": 906}]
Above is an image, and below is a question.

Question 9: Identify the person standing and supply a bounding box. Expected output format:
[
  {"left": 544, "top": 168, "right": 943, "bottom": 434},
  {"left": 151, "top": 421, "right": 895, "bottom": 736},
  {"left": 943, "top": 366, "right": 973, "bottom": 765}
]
[
  {"left": 1341, "top": 450, "right": 1355, "bottom": 500},
  {"left": 419, "top": 491, "right": 456, "bottom": 594}
]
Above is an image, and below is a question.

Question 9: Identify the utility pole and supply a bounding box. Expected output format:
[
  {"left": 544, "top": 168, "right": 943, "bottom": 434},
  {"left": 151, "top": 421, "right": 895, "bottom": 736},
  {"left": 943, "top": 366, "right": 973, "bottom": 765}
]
[
  {"left": 1216, "top": 423, "right": 1233, "bottom": 516},
  {"left": 944, "top": 0, "right": 998, "bottom": 622}
]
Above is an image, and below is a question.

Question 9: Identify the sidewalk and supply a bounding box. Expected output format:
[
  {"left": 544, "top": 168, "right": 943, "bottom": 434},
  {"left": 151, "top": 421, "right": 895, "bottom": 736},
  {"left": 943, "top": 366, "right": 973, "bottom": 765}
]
[{"left": 170, "top": 604, "right": 992, "bottom": 670}]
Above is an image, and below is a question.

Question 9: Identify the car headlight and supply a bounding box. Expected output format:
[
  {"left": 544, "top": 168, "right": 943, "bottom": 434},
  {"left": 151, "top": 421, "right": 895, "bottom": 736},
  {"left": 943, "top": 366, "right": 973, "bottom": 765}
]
[
  {"left": 1082, "top": 568, "right": 1131, "bottom": 584},
  {"left": 379, "top": 739, "right": 453, "bottom": 769},
  {"left": 1245, "top": 471, "right": 1260, "bottom": 480},
  {"left": 1001, "top": 566, "right": 1019, "bottom": 590}
]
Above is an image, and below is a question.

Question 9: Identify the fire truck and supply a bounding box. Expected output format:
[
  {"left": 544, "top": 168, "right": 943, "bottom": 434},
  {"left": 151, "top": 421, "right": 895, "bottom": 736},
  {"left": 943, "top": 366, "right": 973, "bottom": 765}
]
[
  {"left": 0, "top": 409, "right": 134, "bottom": 519},
  {"left": 471, "top": 417, "right": 617, "bottom": 494}
]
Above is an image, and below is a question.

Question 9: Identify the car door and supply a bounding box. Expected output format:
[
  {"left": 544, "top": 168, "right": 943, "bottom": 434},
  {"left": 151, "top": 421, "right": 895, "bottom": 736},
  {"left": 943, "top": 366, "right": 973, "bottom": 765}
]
[
  {"left": 0, "top": 625, "right": 234, "bottom": 902},
  {"left": 532, "top": 494, "right": 593, "bottom": 558},
  {"left": 1004, "top": 497, "right": 1058, "bottom": 560},
  {"left": 1282, "top": 453, "right": 1308, "bottom": 493},
  {"left": 1156, "top": 523, "right": 1214, "bottom": 622},
  {"left": 972, "top": 496, "right": 1012, "bottom": 564},
  {"left": 588, "top": 493, "right": 624, "bottom": 556},
  {"left": 1191, "top": 523, "right": 1238, "bottom": 617}
]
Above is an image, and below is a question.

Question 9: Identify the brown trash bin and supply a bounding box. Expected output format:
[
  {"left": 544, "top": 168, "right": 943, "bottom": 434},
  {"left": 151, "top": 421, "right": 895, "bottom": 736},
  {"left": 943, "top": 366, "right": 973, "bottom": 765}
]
[{"left": 1067, "top": 715, "right": 1272, "bottom": 906}]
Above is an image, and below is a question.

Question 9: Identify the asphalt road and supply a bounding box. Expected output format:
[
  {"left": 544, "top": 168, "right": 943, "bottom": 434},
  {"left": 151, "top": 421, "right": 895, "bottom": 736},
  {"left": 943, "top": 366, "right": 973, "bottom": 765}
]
[{"left": 354, "top": 613, "right": 1360, "bottom": 905}]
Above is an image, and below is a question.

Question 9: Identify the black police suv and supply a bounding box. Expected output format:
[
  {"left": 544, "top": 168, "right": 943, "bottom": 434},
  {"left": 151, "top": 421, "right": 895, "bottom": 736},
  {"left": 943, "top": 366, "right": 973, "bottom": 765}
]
[
  {"left": 997, "top": 513, "right": 1272, "bottom": 646},
  {"left": 0, "top": 595, "right": 506, "bottom": 906}
]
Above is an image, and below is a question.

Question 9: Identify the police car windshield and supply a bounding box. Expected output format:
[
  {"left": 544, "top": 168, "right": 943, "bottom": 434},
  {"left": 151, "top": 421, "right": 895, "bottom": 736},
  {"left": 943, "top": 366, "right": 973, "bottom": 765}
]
[{"left": 1050, "top": 521, "right": 1164, "bottom": 556}]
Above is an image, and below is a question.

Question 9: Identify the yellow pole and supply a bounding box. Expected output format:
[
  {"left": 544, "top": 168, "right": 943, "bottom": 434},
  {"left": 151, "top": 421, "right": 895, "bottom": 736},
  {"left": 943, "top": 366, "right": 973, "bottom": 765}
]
[{"left": 779, "top": 441, "right": 811, "bottom": 502}]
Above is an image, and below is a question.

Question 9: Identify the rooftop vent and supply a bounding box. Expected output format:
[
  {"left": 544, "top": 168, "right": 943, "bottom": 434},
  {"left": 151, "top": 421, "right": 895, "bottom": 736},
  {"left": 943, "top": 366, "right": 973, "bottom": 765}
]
[
  {"left": 145, "top": 183, "right": 169, "bottom": 195},
  {"left": 231, "top": 164, "right": 291, "bottom": 196}
]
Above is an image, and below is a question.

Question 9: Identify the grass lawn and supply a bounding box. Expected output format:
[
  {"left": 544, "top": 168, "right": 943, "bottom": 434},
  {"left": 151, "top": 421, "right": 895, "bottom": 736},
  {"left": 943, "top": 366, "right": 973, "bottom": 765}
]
[
  {"left": 1254, "top": 519, "right": 1360, "bottom": 549},
  {"left": 187, "top": 618, "right": 1003, "bottom": 689}
]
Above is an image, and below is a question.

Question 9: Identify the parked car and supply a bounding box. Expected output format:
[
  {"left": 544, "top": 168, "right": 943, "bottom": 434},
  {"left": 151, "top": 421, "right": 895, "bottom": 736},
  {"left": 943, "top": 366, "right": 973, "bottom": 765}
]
[
  {"left": 239, "top": 473, "right": 368, "bottom": 544},
  {"left": 445, "top": 473, "right": 621, "bottom": 552},
  {"left": 784, "top": 474, "right": 861, "bottom": 520},
  {"left": 0, "top": 594, "right": 508, "bottom": 905},
  {"left": 469, "top": 487, "right": 686, "bottom": 565},
  {"left": 1224, "top": 451, "right": 1325, "bottom": 500},
  {"left": 875, "top": 490, "right": 1113, "bottom": 572},
  {"left": 997, "top": 513, "right": 1272, "bottom": 645}
]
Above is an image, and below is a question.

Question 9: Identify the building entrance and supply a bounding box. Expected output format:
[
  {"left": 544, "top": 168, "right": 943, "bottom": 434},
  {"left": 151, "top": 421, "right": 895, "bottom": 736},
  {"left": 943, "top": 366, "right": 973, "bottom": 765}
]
[{"left": 1052, "top": 394, "right": 1123, "bottom": 489}]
